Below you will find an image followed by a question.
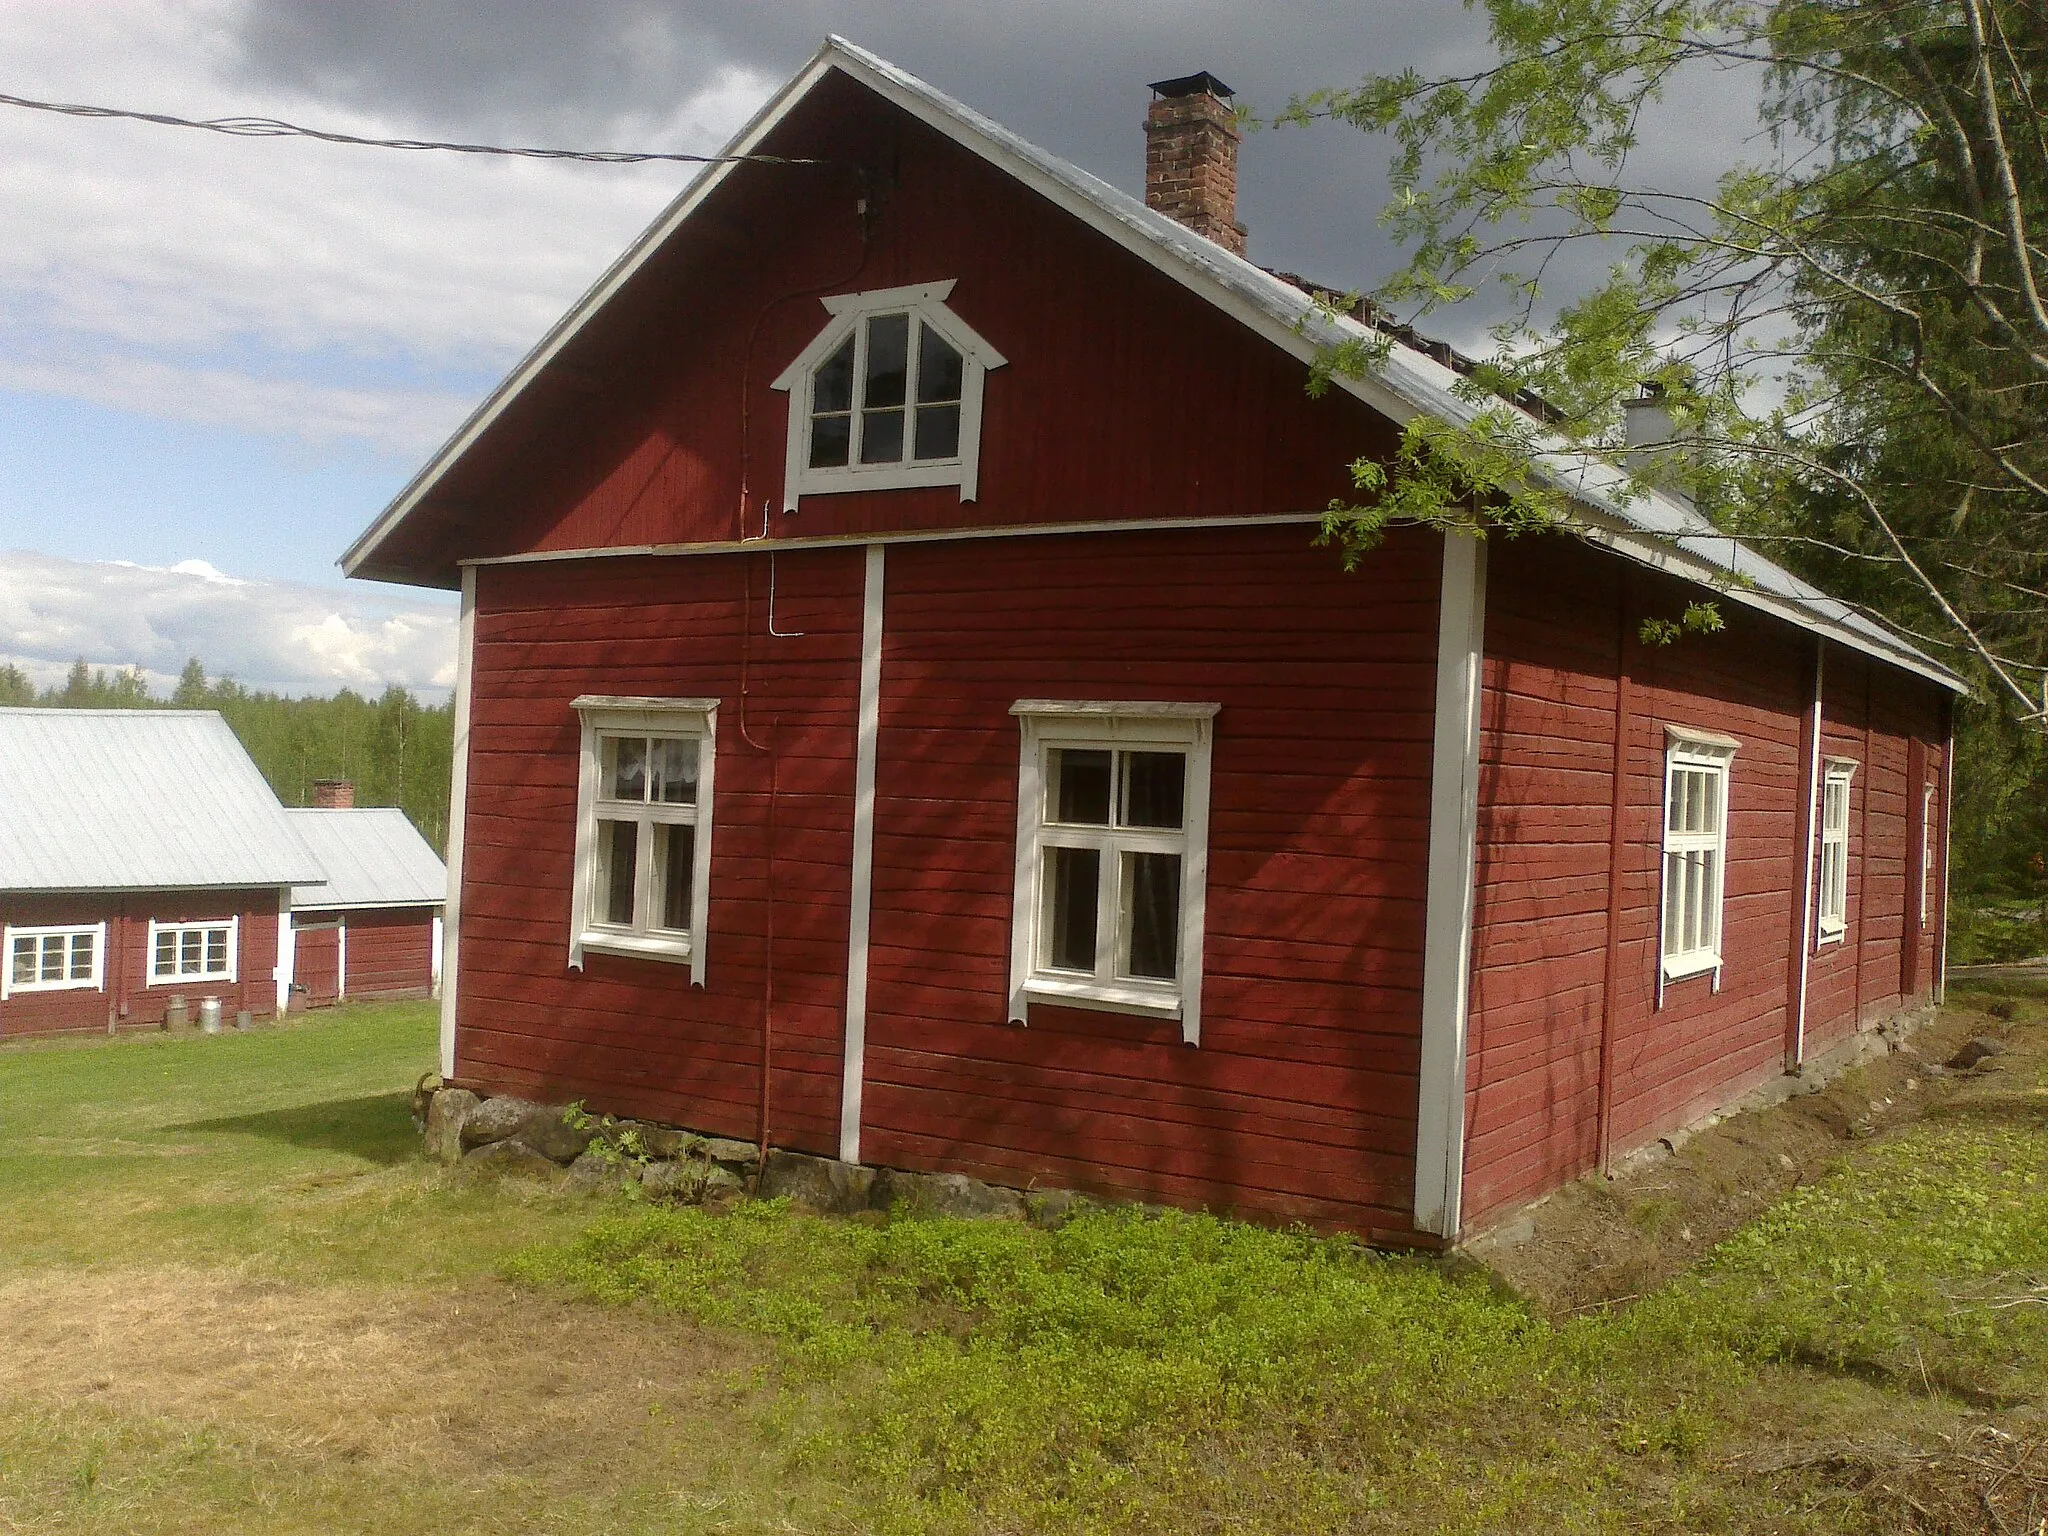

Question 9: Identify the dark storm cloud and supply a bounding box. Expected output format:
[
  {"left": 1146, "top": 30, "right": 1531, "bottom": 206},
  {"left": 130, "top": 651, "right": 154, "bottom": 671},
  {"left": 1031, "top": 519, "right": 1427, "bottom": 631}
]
[
  {"left": 228, "top": 2, "right": 1494, "bottom": 294},
  {"left": 228, "top": 2, "right": 1759, "bottom": 336}
]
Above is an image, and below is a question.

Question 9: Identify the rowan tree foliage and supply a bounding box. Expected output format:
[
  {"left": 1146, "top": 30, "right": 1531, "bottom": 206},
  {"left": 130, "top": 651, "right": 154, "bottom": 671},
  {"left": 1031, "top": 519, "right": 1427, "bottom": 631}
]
[{"left": 1288, "top": 0, "right": 2048, "bottom": 943}]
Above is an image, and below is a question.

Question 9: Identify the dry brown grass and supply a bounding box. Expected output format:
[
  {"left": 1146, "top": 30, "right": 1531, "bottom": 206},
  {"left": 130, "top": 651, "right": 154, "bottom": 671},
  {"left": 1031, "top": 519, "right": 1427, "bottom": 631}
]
[{"left": 0, "top": 1266, "right": 770, "bottom": 1496}]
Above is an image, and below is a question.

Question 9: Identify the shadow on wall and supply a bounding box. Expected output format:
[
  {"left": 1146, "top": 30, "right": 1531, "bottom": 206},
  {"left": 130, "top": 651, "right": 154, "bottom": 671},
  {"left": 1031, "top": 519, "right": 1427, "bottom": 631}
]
[{"left": 171, "top": 1092, "right": 420, "bottom": 1166}]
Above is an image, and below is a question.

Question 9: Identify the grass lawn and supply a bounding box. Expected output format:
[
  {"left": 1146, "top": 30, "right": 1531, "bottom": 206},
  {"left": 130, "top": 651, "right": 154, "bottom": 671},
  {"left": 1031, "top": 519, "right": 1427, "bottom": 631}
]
[{"left": 3, "top": 991, "right": 2046, "bottom": 1533}]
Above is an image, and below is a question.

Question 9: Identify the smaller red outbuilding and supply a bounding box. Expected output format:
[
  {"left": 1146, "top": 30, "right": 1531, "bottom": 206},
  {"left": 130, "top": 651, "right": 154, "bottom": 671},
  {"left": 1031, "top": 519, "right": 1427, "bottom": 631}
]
[
  {"left": 0, "top": 709, "right": 327, "bottom": 1038},
  {"left": 284, "top": 799, "right": 447, "bottom": 1008}
]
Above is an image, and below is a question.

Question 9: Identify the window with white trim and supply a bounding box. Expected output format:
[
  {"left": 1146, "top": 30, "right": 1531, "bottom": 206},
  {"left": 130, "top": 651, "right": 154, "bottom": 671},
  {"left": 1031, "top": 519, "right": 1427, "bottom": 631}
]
[
  {"left": 1920, "top": 781, "right": 1937, "bottom": 930},
  {"left": 569, "top": 696, "right": 718, "bottom": 982},
  {"left": 770, "top": 281, "right": 1006, "bottom": 511},
  {"left": 148, "top": 919, "right": 237, "bottom": 984},
  {"left": 2, "top": 923, "right": 104, "bottom": 1000},
  {"left": 1817, "top": 759, "right": 1857, "bottom": 942},
  {"left": 1007, "top": 702, "right": 1216, "bottom": 1044},
  {"left": 1661, "top": 730, "right": 1738, "bottom": 981}
]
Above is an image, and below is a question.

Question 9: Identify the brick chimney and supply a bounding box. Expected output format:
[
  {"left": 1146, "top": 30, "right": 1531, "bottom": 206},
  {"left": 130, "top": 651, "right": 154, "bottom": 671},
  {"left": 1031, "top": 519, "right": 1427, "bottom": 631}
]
[
  {"left": 311, "top": 778, "right": 355, "bottom": 809},
  {"left": 1144, "top": 71, "right": 1246, "bottom": 256}
]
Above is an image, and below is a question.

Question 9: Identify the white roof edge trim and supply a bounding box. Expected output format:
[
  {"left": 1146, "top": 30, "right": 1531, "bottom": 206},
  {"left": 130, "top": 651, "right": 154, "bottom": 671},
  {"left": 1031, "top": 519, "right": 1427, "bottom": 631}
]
[
  {"left": 341, "top": 42, "right": 850, "bottom": 581},
  {"left": 345, "top": 36, "right": 1966, "bottom": 696},
  {"left": 1575, "top": 518, "right": 1965, "bottom": 692}
]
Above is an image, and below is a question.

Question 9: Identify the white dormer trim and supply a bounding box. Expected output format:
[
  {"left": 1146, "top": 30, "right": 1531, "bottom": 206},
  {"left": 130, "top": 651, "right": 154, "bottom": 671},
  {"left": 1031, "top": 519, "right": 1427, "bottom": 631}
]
[{"left": 771, "top": 281, "right": 1006, "bottom": 513}]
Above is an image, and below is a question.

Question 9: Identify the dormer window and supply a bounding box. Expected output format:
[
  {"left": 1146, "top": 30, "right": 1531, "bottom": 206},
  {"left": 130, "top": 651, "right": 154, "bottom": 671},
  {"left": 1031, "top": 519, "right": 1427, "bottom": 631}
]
[{"left": 772, "top": 281, "right": 1005, "bottom": 511}]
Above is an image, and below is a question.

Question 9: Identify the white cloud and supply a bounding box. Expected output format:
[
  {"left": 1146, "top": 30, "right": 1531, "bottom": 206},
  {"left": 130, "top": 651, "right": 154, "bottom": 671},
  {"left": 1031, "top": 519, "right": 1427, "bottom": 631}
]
[
  {"left": 0, "top": 548, "right": 457, "bottom": 699},
  {"left": 0, "top": 0, "right": 778, "bottom": 453}
]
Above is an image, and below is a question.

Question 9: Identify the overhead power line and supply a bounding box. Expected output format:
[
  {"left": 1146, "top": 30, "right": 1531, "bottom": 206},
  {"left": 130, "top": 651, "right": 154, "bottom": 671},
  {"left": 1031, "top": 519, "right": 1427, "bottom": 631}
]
[{"left": 0, "top": 88, "right": 832, "bottom": 168}]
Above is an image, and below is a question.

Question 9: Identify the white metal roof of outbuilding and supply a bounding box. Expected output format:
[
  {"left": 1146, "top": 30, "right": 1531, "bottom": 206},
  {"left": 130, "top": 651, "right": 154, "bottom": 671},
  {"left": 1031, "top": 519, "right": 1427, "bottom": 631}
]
[
  {"left": 285, "top": 808, "right": 446, "bottom": 912},
  {"left": 0, "top": 708, "right": 328, "bottom": 893}
]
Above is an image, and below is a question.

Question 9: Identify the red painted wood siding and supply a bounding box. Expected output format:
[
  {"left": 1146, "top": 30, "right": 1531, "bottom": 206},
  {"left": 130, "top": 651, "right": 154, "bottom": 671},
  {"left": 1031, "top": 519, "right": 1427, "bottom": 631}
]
[
  {"left": 0, "top": 890, "right": 282, "bottom": 1038},
  {"left": 449, "top": 523, "right": 1441, "bottom": 1238},
  {"left": 845, "top": 523, "right": 1438, "bottom": 1239},
  {"left": 1460, "top": 538, "right": 1950, "bottom": 1228},
  {"left": 293, "top": 918, "right": 341, "bottom": 1008},
  {"left": 340, "top": 907, "right": 437, "bottom": 999},
  {"left": 377, "top": 70, "right": 1394, "bottom": 581},
  {"left": 451, "top": 548, "right": 867, "bottom": 1156}
]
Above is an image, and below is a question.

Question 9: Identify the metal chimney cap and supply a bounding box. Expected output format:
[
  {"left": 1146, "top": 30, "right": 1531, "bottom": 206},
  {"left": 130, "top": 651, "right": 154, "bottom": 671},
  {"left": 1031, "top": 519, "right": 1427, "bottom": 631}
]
[{"left": 1148, "top": 71, "right": 1235, "bottom": 100}]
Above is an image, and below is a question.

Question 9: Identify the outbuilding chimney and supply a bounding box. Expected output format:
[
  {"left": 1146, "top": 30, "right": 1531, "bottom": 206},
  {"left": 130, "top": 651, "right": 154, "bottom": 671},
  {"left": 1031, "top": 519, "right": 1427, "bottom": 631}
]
[
  {"left": 1144, "top": 71, "right": 1246, "bottom": 256},
  {"left": 311, "top": 778, "right": 355, "bottom": 809}
]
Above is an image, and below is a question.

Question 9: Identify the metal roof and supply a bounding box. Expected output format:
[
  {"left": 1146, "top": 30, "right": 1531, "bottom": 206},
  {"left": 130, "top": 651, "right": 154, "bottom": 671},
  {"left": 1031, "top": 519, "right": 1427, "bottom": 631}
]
[
  {"left": 286, "top": 808, "right": 446, "bottom": 911},
  {"left": 342, "top": 38, "right": 1966, "bottom": 696},
  {"left": 0, "top": 709, "right": 327, "bottom": 893}
]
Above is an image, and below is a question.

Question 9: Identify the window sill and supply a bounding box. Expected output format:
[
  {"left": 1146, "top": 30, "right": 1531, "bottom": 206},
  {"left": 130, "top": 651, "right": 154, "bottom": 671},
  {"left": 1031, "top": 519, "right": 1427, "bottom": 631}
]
[
  {"left": 1660, "top": 953, "right": 1722, "bottom": 983},
  {"left": 146, "top": 974, "right": 235, "bottom": 988},
  {"left": 1816, "top": 928, "right": 1847, "bottom": 949},
  {"left": 6, "top": 978, "right": 102, "bottom": 995},
  {"left": 575, "top": 931, "right": 694, "bottom": 967},
  {"left": 1019, "top": 974, "right": 1181, "bottom": 1021}
]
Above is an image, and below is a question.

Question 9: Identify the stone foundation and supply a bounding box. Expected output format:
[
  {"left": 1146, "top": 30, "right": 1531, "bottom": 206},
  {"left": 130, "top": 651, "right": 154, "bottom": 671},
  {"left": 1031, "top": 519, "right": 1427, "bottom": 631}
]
[{"left": 420, "top": 1086, "right": 1090, "bottom": 1225}]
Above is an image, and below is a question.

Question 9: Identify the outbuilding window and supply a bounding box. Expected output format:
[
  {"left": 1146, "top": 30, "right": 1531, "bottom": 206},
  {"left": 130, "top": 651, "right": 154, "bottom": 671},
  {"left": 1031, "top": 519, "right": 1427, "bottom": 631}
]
[
  {"left": 1817, "top": 759, "right": 1857, "bottom": 942},
  {"left": 148, "top": 919, "right": 237, "bottom": 985},
  {"left": 771, "top": 282, "right": 1006, "bottom": 512},
  {"left": 569, "top": 696, "right": 718, "bottom": 983},
  {"left": 2, "top": 923, "right": 104, "bottom": 1000},
  {"left": 1007, "top": 702, "right": 1217, "bottom": 1044},
  {"left": 1661, "top": 729, "right": 1738, "bottom": 982}
]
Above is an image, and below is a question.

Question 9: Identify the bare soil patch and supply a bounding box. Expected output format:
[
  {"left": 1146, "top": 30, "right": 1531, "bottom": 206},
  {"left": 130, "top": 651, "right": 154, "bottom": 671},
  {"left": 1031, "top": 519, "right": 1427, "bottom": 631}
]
[{"left": 1472, "top": 993, "right": 2047, "bottom": 1317}]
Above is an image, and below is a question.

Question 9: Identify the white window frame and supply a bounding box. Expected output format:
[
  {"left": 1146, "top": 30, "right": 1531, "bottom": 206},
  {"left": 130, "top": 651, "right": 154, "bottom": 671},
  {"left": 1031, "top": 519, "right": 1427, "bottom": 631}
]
[
  {"left": 1817, "top": 757, "right": 1857, "bottom": 944},
  {"left": 146, "top": 918, "right": 238, "bottom": 986},
  {"left": 568, "top": 695, "right": 719, "bottom": 982},
  {"left": 1, "top": 922, "right": 106, "bottom": 1001},
  {"left": 1660, "top": 728, "right": 1739, "bottom": 984},
  {"left": 1920, "top": 781, "right": 1937, "bottom": 931},
  {"left": 1007, "top": 701, "right": 1218, "bottom": 1045},
  {"left": 770, "top": 281, "right": 1007, "bottom": 513}
]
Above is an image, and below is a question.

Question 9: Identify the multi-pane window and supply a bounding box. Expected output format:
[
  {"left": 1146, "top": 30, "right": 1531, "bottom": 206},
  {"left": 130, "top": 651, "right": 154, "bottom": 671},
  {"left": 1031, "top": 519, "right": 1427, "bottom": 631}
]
[
  {"left": 772, "top": 281, "right": 1006, "bottom": 511},
  {"left": 570, "top": 698, "right": 718, "bottom": 980},
  {"left": 1817, "top": 760, "right": 1856, "bottom": 941},
  {"left": 1008, "top": 703, "right": 1217, "bottom": 1044},
  {"left": 148, "top": 920, "right": 236, "bottom": 984},
  {"left": 807, "top": 312, "right": 965, "bottom": 470},
  {"left": 1, "top": 924, "right": 103, "bottom": 999},
  {"left": 1661, "top": 732, "right": 1738, "bottom": 981}
]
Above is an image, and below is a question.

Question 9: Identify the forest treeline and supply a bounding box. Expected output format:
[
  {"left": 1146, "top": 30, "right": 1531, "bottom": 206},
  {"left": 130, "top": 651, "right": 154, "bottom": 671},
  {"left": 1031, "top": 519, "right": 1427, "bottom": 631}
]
[{"left": 0, "top": 658, "right": 453, "bottom": 853}]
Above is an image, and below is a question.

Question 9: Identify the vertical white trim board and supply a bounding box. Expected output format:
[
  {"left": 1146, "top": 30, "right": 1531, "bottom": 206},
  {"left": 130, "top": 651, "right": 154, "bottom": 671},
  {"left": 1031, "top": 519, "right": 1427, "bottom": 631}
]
[
  {"left": 440, "top": 566, "right": 478, "bottom": 1081},
  {"left": 840, "top": 542, "right": 885, "bottom": 1164},
  {"left": 275, "top": 889, "right": 295, "bottom": 1014},
  {"left": 1412, "top": 532, "right": 1489, "bottom": 1241},
  {"left": 1937, "top": 709, "right": 1955, "bottom": 1004},
  {"left": 1792, "top": 644, "right": 1825, "bottom": 1066}
]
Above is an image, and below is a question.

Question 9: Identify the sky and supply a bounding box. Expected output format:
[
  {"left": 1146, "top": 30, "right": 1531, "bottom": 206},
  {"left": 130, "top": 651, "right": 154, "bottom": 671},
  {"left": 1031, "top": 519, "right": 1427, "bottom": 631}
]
[{"left": 0, "top": 1, "right": 1754, "bottom": 701}]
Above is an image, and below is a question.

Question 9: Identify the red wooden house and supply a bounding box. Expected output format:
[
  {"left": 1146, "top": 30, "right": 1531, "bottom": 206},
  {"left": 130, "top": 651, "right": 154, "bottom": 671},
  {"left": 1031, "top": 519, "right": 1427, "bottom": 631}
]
[
  {"left": 345, "top": 42, "right": 1964, "bottom": 1245},
  {"left": 0, "top": 709, "right": 326, "bottom": 1038},
  {"left": 285, "top": 792, "right": 447, "bottom": 1008}
]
